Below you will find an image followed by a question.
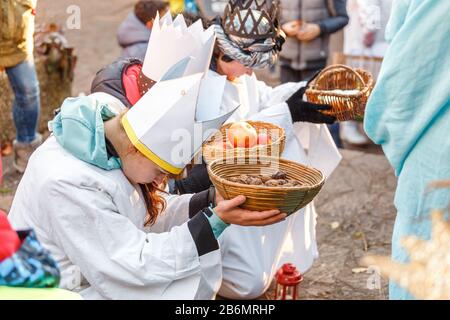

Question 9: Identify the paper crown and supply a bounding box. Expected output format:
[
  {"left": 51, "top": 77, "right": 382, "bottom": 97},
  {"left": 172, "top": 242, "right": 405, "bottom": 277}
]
[
  {"left": 222, "top": 0, "right": 280, "bottom": 40},
  {"left": 140, "top": 12, "right": 215, "bottom": 86},
  {"left": 122, "top": 53, "right": 238, "bottom": 175},
  {"left": 122, "top": 11, "right": 237, "bottom": 174}
]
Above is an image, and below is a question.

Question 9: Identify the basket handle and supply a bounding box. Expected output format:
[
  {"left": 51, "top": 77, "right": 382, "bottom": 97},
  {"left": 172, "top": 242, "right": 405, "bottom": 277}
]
[{"left": 312, "top": 64, "right": 365, "bottom": 88}]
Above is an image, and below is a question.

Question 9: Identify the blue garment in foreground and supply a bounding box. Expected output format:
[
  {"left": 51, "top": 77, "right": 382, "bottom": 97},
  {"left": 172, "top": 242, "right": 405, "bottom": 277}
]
[
  {"left": 363, "top": 0, "right": 450, "bottom": 299},
  {"left": 0, "top": 230, "right": 60, "bottom": 288}
]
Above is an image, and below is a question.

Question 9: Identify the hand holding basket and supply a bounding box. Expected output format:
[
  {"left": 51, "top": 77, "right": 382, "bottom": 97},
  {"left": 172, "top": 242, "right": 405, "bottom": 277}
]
[{"left": 305, "top": 64, "right": 374, "bottom": 121}]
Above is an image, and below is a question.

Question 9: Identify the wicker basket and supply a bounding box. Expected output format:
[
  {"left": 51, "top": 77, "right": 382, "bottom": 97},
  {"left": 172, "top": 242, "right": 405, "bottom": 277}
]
[
  {"left": 305, "top": 64, "right": 374, "bottom": 121},
  {"left": 202, "top": 121, "right": 286, "bottom": 164},
  {"left": 207, "top": 156, "right": 325, "bottom": 215}
]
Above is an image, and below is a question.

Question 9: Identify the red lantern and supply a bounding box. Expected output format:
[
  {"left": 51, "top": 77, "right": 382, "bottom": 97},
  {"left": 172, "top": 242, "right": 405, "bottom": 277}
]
[{"left": 275, "top": 263, "right": 303, "bottom": 300}]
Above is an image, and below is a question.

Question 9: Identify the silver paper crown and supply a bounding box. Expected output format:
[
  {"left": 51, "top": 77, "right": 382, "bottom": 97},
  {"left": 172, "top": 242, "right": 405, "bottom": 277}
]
[{"left": 222, "top": 0, "right": 280, "bottom": 40}]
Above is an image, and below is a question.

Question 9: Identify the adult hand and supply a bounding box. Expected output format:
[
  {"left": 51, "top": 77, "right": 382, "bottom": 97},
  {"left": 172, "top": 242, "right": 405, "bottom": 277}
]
[
  {"left": 296, "top": 23, "right": 321, "bottom": 42},
  {"left": 213, "top": 193, "right": 287, "bottom": 226},
  {"left": 282, "top": 20, "right": 302, "bottom": 37}
]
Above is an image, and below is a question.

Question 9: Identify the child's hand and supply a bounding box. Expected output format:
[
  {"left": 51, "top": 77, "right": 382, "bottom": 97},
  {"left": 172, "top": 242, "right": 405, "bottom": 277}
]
[{"left": 213, "top": 194, "right": 287, "bottom": 226}]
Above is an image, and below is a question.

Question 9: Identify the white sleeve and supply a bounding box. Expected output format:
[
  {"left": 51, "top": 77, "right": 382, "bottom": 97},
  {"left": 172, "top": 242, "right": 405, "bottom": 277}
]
[
  {"left": 150, "top": 187, "right": 215, "bottom": 233},
  {"left": 43, "top": 179, "right": 221, "bottom": 299},
  {"left": 255, "top": 76, "right": 305, "bottom": 111},
  {"left": 251, "top": 76, "right": 342, "bottom": 178},
  {"left": 147, "top": 193, "right": 193, "bottom": 233},
  {"left": 244, "top": 76, "right": 305, "bottom": 139}
]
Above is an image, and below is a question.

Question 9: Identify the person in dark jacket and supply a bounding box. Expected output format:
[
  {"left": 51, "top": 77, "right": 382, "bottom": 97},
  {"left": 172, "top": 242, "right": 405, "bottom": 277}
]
[
  {"left": 279, "top": 0, "right": 349, "bottom": 148},
  {"left": 279, "top": 0, "right": 349, "bottom": 83},
  {"left": 117, "top": 0, "right": 169, "bottom": 60}
]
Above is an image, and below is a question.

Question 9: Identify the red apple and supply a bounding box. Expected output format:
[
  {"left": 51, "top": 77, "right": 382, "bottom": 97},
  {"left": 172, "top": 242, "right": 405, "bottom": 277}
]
[
  {"left": 227, "top": 121, "right": 258, "bottom": 148},
  {"left": 257, "top": 133, "right": 272, "bottom": 145}
]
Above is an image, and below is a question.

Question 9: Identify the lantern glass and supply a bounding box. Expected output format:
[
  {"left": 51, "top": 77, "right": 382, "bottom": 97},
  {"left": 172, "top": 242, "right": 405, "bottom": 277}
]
[
  {"left": 275, "top": 283, "right": 299, "bottom": 300},
  {"left": 286, "top": 285, "right": 295, "bottom": 300}
]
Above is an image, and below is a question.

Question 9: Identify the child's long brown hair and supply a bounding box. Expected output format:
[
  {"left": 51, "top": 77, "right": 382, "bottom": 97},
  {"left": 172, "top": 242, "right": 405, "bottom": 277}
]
[{"left": 139, "top": 181, "right": 167, "bottom": 227}]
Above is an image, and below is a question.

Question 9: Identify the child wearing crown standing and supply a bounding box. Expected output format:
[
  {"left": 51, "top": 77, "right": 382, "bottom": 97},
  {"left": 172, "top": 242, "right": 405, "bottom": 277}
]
[{"left": 6, "top": 17, "right": 286, "bottom": 300}]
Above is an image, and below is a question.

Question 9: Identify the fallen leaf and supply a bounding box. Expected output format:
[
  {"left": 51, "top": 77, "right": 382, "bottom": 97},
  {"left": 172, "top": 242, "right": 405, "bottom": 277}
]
[
  {"left": 0, "top": 187, "right": 13, "bottom": 195},
  {"left": 353, "top": 231, "right": 364, "bottom": 239},
  {"left": 330, "top": 221, "right": 340, "bottom": 230},
  {"left": 352, "top": 267, "right": 368, "bottom": 274}
]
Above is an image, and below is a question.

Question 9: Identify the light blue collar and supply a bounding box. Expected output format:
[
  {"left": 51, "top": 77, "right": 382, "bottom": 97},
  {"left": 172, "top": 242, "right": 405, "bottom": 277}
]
[{"left": 50, "top": 95, "right": 122, "bottom": 170}]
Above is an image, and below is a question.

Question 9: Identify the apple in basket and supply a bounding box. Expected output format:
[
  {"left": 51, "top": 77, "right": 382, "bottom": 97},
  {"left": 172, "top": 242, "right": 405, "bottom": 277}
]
[
  {"left": 227, "top": 121, "right": 258, "bottom": 148},
  {"left": 257, "top": 133, "right": 272, "bottom": 146}
]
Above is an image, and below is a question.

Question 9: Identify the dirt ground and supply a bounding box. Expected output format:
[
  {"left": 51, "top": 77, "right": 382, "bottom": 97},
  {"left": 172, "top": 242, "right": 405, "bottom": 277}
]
[
  {"left": 34, "top": 0, "right": 136, "bottom": 96},
  {"left": 0, "top": 0, "right": 397, "bottom": 300}
]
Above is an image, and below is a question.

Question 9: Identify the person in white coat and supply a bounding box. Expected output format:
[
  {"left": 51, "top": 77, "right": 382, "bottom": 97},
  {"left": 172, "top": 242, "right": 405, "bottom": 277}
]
[
  {"left": 7, "top": 27, "right": 286, "bottom": 299},
  {"left": 344, "top": 0, "right": 392, "bottom": 62},
  {"left": 172, "top": 0, "right": 342, "bottom": 299}
]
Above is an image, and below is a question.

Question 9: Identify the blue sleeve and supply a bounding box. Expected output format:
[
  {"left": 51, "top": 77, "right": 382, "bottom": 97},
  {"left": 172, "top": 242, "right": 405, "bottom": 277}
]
[
  {"left": 204, "top": 207, "right": 229, "bottom": 239},
  {"left": 318, "top": 0, "right": 349, "bottom": 35}
]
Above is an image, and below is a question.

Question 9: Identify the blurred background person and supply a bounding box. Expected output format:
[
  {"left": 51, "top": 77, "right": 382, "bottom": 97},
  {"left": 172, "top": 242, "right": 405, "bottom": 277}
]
[
  {"left": 117, "top": 0, "right": 170, "bottom": 60},
  {"left": 168, "top": 0, "right": 184, "bottom": 13},
  {"left": 279, "top": 0, "right": 348, "bottom": 149},
  {"left": 195, "top": 0, "right": 228, "bottom": 19},
  {"left": 168, "top": 0, "right": 199, "bottom": 14},
  {"left": 0, "top": 0, "right": 41, "bottom": 173},
  {"left": 341, "top": 0, "right": 392, "bottom": 146},
  {"left": 279, "top": 0, "right": 349, "bottom": 83}
]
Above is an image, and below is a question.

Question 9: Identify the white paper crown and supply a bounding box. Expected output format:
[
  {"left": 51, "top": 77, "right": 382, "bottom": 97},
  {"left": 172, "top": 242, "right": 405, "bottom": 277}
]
[
  {"left": 122, "top": 58, "right": 238, "bottom": 174},
  {"left": 141, "top": 11, "right": 216, "bottom": 81}
]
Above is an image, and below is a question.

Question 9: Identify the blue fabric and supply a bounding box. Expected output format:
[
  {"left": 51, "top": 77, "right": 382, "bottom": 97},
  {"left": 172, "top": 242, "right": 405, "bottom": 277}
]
[
  {"left": 5, "top": 59, "right": 40, "bottom": 143},
  {"left": 205, "top": 206, "right": 229, "bottom": 239},
  {"left": 50, "top": 96, "right": 122, "bottom": 170},
  {"left": 0, "top": 230, "right": 60, "bottom": 288},
  {"left": 184, "top": 0, "right": 199, "bottom": 15},
  {"left": 328, "top": 123, "right": 343, "bottom": 149},
  {"left": 363, "top": 0, "right": 450, "bottom": 299},
  {"left": 317, "top": 0, "right": 349, "bottom": 35}
]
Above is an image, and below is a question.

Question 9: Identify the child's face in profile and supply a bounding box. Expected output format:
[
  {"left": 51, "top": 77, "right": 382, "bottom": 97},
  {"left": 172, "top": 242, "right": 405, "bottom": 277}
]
[{"left": 217, "top": 53, "right": 253, "bottom": 81}]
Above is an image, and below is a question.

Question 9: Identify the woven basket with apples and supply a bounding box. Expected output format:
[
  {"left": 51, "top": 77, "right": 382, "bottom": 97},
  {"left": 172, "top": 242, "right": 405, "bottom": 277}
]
[{"left": 202, "top": 121, "right": 286, "bottom": 164}]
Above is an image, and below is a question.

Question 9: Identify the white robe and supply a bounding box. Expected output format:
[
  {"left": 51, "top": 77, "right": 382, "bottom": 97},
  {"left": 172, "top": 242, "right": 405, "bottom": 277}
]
[
  {"left": 7, "top": 131, "right": 221, "bottom": 300},
  {"left": 213, "top": 70, "right": 342, "bottom": 298}
]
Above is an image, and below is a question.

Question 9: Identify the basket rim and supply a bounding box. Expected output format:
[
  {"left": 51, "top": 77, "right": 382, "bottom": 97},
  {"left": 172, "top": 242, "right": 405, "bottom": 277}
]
[
  {"left": 207, "top": 156, "right": 325, "bottom": 192},
  {"left": 314, "top": 64, "right": 365, "bottom": 87},
  {"left": 354, "top": 68, "right": 375, "bottom": 89},
  {"left": 203, "top": 121, "right": 286, "bottom": 151},
  {"left": 305, "top": 87, "right": 364, "bottom": 98},
  {"left": 306, "top": 65, "right": 374, "bottom": 98}
]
